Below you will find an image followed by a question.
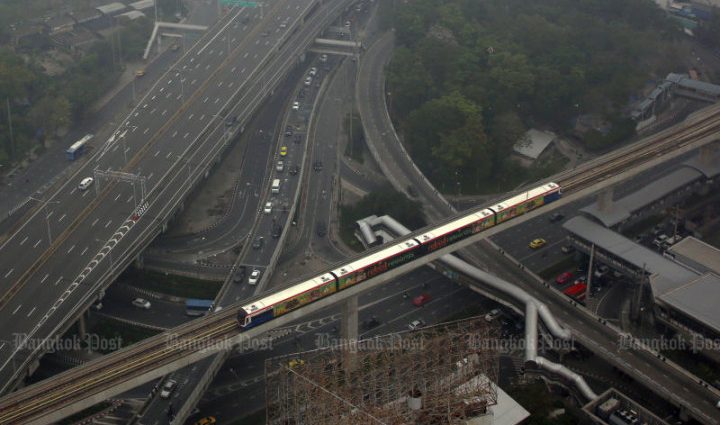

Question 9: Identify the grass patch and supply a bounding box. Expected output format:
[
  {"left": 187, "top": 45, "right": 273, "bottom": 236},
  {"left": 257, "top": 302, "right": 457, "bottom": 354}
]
[
  {"left": 90, "top": 317, "right": 161, "bottom": 350},
  {"left": 121, "top": 267, "right": 221, "bottom": 299},
  {"left": 538, "top": 256, "right": 578, "bottom": 281},
  {"left": 344, "top": 112, "right": 365, "bottom": 164}
]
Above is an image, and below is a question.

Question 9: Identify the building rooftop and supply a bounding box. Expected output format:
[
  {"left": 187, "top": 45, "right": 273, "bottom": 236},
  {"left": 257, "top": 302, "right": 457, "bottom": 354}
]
[
  {"left": 129, "top": 0, "right": 155, "bottom": 10},
  {"left": 659, "top": 273, "right": 720, "bottom": 335},
  {"left": 668, "top": 237, "right": 720, "bottom": 275},
  {"left": 117, "top": 10, "right": 146, "bottom": 20},
  {"left": 666, "top": 72, "right": 720, "bottom": 96},
  {"left": 513, "top": 129, "right": 555, "bottom": 160},
  {"left": 96, "top": 2, "right": 127, "bottom": 15},
  {"left": 581, "top": 166, "right": 703, "bottom": 227},
  {"left": 70, "top": 9, "right": 102, "bottom": 24}
]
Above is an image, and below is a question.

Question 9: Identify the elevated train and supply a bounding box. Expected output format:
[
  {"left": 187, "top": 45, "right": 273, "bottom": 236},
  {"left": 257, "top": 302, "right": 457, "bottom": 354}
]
[{"left": 237, "top": 182, "right": 562, "bottom": 328}]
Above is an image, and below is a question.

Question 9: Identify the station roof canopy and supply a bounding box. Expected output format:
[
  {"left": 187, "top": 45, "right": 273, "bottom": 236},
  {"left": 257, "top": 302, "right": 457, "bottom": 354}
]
[
  {"left": 580, "top": 166, "right": 702, "bottom": 227},
  {"left": 117, "top": 10, "right": 146, "bottom": 20},
  {"left": 564, "top": 216, "right": 720, "bottom": 334}
]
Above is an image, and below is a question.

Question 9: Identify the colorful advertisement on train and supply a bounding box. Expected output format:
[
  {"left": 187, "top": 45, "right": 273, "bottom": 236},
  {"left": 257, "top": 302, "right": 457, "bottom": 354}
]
[{"left": 273, "top": 280, "right": 337, "bottom": 316}]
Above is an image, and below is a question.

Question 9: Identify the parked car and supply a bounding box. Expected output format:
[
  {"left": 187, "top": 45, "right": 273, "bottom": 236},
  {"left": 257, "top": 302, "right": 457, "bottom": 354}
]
[
  {"left": 529, "top": 238, "right": 546, "bottom": 249},
  {"left": 160, "top": 379, "right": 177, "bottom": 399},
  {"left": 484, "top": 309, "right": 501, "bottom": 322},
  {"left": 555, "top": 271, "right": 574, "bottom": 285},
  {"left": 248, "top": 269, "right": 261, "bottom": 285},
  {"left": 304, "top": 76, "right": 312, "bottom": 86},
  {"left": 549, "top": 212, "right": 564, "bottom": 223},
  {"left": 560, "top": 244, "right": 575, "bottom": 254},
  {"left": 412, "top": 293, "right": 431, "bottom": 307},
  {"left": 653, "top": 234, "right": 669, "bottom": 247},
  {"left": 594, "top": 265, "right": 609, "bottom": 279},
  {"left": 132, "top": 298, "right": 151, "bottom": 309},
  {"left": 408, "top": 319, "right": 426, "bottom": 330}
]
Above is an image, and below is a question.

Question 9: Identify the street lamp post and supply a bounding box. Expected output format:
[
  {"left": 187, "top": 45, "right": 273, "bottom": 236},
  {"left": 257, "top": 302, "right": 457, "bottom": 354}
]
[{"left": 29, "top": 197, "right": 58, "bottom": 245}]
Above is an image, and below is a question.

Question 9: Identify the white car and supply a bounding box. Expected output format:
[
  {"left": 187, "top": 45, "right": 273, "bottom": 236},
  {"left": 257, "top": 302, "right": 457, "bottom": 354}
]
[
  {"left": 408, "top": 319, "right": 425, "bottom": 330},
  {"left": 276, "top": 160, "right": 285, "bottom": 172},
  {"left": 132, "top": 298, "right": 151, "bottom": 309},
  {"left": 309, "top": 67, "right": 317, "bottom": 77},
  {"left": 263, "top": 202, "right": 272, "bottom": 214},
  {"left": 160, "top": 379, "right": 177, "bottom": 399},
  {"left": 248, "top": 269, "right": 261, "bottom": 285},
  {"left": 319, "top": 54, "right": 328, "bottom": 63},
  {"left": 292, "top": 101, "right": 299, "bottom": 111},
  {"left": 78, "top": 177, "right": 94, "bottom": 191},
  {"left": 304, "top": 76, "right": 312, "bottom": 86},
  {"left": 484, "top": 309, "right": 501, "bottom": 322}
]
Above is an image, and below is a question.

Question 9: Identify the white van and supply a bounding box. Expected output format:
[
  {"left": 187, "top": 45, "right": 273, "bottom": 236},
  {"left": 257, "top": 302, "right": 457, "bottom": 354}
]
[
  {"left": 78, "top": 177, "right": 94, "bottom": 191},
  {"left": 271, "top": 178, "right": 280, "bottom": 194}
]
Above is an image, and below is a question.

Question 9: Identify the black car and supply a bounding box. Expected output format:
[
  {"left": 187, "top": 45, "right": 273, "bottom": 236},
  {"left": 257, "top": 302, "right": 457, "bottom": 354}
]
[
  {"left": 289, "top": 165, "right": 300, "bottom": 175},
  {"left": 233, "top": 266, "right": 247, "bottom": 283},
  {"left": 316, "top": 222, "right": 327, "bottom": 237},
  {"left": 272, "top": 224, "right": 283, "bottom": 239},
  {"left": 362, "top": 316, "right": 381, "bottom": 330},
  {"left": 313, "top": 161, "right": 323, "bottom": 171},
  {"left": 549, "top": 212, "right": 564, "bottom": 223},
  {"left": 252, "top": 236, "right": 264, "bottom": 250}
]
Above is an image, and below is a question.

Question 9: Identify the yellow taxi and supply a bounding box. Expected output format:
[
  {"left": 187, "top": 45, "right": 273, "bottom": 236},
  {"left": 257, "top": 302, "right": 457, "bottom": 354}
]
[
  {"left": 288, "top": 358, "right": 305, "bottom": 368},
  {"left": 280, "top": 146, "right": 288, "bottom": 156},
  {"left": 529, "top": 238, "right": 546, "bottom": 249},
  {"left": 193, "top": 416, "right": 216, "bottom": 425},
  {"left": 134, "top": 69, "right": 146, "bottom": 78}
]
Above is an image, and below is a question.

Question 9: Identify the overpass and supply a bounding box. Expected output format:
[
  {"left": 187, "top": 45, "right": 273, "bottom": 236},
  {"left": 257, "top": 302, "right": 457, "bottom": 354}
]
[
  {"left": 308, "top": 37, "right": 363, "bottom": 56},
  {"left": 0, "top": 0, "right": 360, "bottom": 398}
]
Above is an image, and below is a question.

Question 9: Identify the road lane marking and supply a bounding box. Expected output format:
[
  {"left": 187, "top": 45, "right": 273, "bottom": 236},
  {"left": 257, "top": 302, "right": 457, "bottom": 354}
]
[
  {"left": 67, "top": 245, "right": 74, "bottom": 253},
  {"left": 58, "top": 214, "right": 66, "bottom": 223},
  {"left": 127, "top": 195, "right": 133, "bottom": 203},
  {"left": 47, "top": 211, "right": 53, "bottom": 219},
  {"left": 151, "top": 95, "right": 156, "bottom": 100},
  {"left": 205, "top": 64, "right": 211, "bottom": 70},
  {"left": 160, "top": 87, "right": 164, "bottom": 92},
  {"left": 188, "top": 114, "right": 194, "bottom": 120},
  {"left": 218, "top": 81, "right": 224, "bottom": 87},
  {"left": 91, "top": 218, "right": 99, "bottom": 227},
  {"left": 81, "top": 247, "right": 88, "bottom": 256},
  {"left": 4, "top": 268, "right": 13, "bottom": 278},
  {"left": 166, "top": 152, "right": 172, "bottom": 159},
  {"left": 27, "top": 307, "right": 35, "bottom": 317},
  {"left": 199, "top": 114, "right": 205, "bottom": 121},
  {"left": 172, "top": 130, "right": 178, "bottom": 137},
  {"left": 162, "top": 109, "right": 167, "bottom": 116},
  {"left": 243, "top": 52, "right": 248, "bottom": 58},
  {"left": 33, "top": 239, "right": 41, "bottom": 248},
  {"left": 154, "top": 150, "right": 160, "bottom": 157},
  {"left": 231, "top": 66, "right": 236, "bottom": 73},
  {"left": 105, "top": 219, "right": 112, "bottom": 228},
  {"left": 165, "top": 92, "right": 171, "bottom": 99},
  {"left": 69, "top": 188, "right": 76, "bottom": 195},
  {"left": 148, "top": 172, "right": 154, "bottom": 180},
  {"left": 20, "top": 236, "right": 27, "bottom": 246},
  {"left": 12, "top": 305, "right": 20, "bottom": 315},
  {"left": 41, "top": 274, "right": 49, "bottom": 283},
  {"left": 240, "top": 67, "right": 245, "bottom": 73},
  {"left": 114, "top": 193, "right": 121, "bottom": 201},
  {"left": 190, "top": 79, "right": 196, "bottom": 85},
  {"left": 184, "top": 132, "right": 190, "bottom": 138},
  {"left": 54, "top": 276, "right": 62, "bottom": 286},
  {"left": 214, "top": 98, "right": 219, "bottom": 104},
  {"left": 143, "top": 128, "right": 149, "bottom": 135},
  {"left": 203, "top": 97, "right": 209, "bottom": 103}
]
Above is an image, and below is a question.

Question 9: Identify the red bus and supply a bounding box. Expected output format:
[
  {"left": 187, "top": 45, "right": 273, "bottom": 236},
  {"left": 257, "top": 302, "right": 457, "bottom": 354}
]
[{"left": 563, "top": 283, "right": 587, "bottom": 301}]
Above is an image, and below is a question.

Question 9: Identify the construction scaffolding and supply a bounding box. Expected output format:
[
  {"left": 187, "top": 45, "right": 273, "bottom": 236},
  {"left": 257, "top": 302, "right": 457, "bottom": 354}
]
[{"left": 265, "top": 317, "right": 499, "bottom": 425}]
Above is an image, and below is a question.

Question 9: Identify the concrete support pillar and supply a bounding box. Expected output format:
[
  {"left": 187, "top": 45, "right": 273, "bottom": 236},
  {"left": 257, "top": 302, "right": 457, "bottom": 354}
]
[
  {"left": 341, "top": 296, "right": 358, "bottom": 342},
  {"left": 77, "top": 313, "right": 87, "bottom": 339},
  {"left": 597, "top": 187, "right": 614, "bottom": 212}
]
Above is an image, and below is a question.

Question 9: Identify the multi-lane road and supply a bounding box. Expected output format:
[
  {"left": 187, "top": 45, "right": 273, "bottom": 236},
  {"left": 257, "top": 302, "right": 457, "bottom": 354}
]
[{"left": 0, "top": 0, "right": 340, "bottom": 393}]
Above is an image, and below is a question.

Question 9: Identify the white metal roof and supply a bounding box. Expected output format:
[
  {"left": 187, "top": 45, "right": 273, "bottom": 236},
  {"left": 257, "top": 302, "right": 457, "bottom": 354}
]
[
  {"left": 513, "top": 129, "right": 555, "bottom": 160},
  {"left": 96, "top": 2, "right": 127, "bottom": 15},
  {"left": 242, "top": 273, "right": 335, "bottom": 315},
  {"left": 129, "top": 0, "right": 155, "bottom": 10},
  {"left": 333, "top": 240, "right": 418, "bottom": 278}
]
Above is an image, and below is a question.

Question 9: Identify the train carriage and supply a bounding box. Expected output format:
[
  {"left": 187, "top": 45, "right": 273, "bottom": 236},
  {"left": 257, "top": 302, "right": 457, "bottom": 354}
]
[
  {"left": 333, "top": 239, "right": 421, "bottom": 291},
  {"left": 239, "top": 273, "right": 336, "bottom": 328},
  {"left": 415, "top": 209, "right": 495, "bottom": 255},
  {"left": 489, "top": 182, "right": 561, "bottom": 224}
]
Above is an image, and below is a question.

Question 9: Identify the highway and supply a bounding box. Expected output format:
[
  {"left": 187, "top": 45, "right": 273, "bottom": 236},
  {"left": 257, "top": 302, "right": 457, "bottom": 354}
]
[{"left": 0, "top": 0, "right": 356, "bottom": 394}]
